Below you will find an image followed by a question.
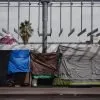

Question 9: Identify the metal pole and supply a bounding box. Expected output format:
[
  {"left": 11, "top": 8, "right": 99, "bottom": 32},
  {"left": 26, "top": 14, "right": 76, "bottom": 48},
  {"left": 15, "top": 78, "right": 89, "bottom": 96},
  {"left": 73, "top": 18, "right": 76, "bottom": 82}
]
[
  {"left": 70, "top": 0, "right": 72, "bottom": 31},
  {"left": 41, "top": 1, "right": 48, "bottom": 53},
  {"left": 18, "top": 1, "right": 20, "bottom": 40},
  {"left": 29, "top": 0, "right": 31, "bottom": 22},
  {"left": 81, "top": 0, "right": 83, "bottom": 31},
  {"left": 50, "top": 3, "right": 52, "bottom": 34},
  {"left": 90, "top": 0, "right": 93, "bottom": 43},
  {"left": 8, "top": 0, "right": 9, "bottom": 32}
]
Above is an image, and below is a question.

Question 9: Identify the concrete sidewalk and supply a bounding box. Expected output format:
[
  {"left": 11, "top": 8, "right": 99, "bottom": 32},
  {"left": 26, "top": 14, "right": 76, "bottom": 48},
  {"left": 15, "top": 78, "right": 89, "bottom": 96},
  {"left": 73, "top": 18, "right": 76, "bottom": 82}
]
[
  {"left": 0, "top": 87, "right": 100, "bottom": 95},
  {"left": 0, "top": 87, "right": 100, "bottom": 100}
]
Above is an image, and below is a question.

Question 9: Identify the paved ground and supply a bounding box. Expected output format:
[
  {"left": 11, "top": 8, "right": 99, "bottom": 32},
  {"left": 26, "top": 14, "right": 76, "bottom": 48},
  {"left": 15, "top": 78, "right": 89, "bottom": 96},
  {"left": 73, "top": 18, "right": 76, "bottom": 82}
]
[
  {"left": 0, "top": 87, "right": 100, "bottom": 95},
  {"left": 0, "top": 87, "right": 100, "bottom": 100},
  {"left": 0, "top": 95, "right": 100, "bottom": 100}
]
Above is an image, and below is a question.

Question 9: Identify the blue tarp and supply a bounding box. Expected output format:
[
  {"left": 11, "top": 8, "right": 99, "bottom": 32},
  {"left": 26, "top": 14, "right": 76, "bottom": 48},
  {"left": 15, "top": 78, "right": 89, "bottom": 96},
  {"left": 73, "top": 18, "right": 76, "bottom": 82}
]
[{"left": 8, "top": 50, "right": 30, "bottom": 74}]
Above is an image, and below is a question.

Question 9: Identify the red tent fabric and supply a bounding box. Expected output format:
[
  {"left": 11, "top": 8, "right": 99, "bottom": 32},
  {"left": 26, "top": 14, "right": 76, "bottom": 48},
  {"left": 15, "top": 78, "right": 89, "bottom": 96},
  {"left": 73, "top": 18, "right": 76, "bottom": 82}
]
[{"left": 0, "top": 35, "right": 16, "bottom": 45}]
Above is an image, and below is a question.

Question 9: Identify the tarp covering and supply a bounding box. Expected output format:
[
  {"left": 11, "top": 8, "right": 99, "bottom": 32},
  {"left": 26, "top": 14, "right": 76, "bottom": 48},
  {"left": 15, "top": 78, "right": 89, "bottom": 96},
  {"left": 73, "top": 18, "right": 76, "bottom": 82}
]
[
  {"left": 8, "top": 50, "right": 30, "bottom": 74},
  {"left": 0, "top": 34, "right": 16, "bottom": 45},
  {"left": 30, "top": 52, "right": 58, "bottom": 75},
  {"left": 57, "top": 44, "right": 100, "bottom": 81}
]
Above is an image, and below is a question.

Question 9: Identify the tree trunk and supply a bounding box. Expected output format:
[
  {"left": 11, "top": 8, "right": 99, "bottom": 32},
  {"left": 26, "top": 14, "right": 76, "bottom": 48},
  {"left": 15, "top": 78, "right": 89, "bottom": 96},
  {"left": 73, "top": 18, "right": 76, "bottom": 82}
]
[{"left": 21, "top": 35, "right": 29, "bottom": 45}]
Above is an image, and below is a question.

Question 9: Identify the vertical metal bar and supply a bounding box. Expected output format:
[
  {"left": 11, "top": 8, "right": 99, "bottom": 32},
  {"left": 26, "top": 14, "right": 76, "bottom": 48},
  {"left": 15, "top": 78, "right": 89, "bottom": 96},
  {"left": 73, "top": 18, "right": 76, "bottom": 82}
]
[
  {"left": 91, "top": 0, "right": 93, "bottom": 32},
  {"left": 81, "top": 0, "right": 83, "bottom": 31},
  {"left": 42, "top": 1, "right": 48, "bottom": 53},
  {"left": 8, "top": 0, "right": 10, "bottom": 32},
  {"left": 29, "top": 0, "right": 31, "bottom": 22},
  {"left": 59, "top": 2, "right": 63, "bottom": 36},
  {"left": 90, "top": 0, "right": 93, "bottom": 43},
  {"left": 37, "top": 2, "right": 42, "bottom": 36},
  {"left": 18, "top": 1, "right": 20, "bottom": 40},
  {"left": 50, "top": 3, "right": 52, "bottom": 33},
  {"left": 38, "top": 2, "right": 40, "bottom": 30},
  {"left": 60, "top": 2, "right": 61, "bottom": 32},
  {"left": 70, "top": 0, "right": 72, "bottom": 31}
]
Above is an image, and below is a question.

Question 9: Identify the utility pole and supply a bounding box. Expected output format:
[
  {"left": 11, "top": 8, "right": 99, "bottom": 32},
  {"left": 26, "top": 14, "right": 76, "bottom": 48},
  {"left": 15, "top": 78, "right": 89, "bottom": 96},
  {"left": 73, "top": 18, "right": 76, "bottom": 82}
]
[{"left": 41, "top": 0, "right": 49, "bottom": 53}]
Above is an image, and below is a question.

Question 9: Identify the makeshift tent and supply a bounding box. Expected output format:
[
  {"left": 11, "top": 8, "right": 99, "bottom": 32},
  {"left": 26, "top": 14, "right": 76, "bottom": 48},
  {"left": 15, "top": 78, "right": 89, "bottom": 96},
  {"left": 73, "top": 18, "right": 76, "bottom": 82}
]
[
  {"left": 8, "top": 50, "right": 30, "bottom": 84},
  {"left": 31, "top": 52, "right": 58, "bottom": 79},
  {"left": 0, "top": 34, "right": 15, "bottom": 86},
  {"left": 0, "top": 34, "right": 31, "bottom": 86},
  {"left": 57, "top": 44, "right": 100, "bottom": 86},
  {"left": 8, "top": 50, "right": 30, "bottom": 73}
]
